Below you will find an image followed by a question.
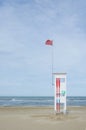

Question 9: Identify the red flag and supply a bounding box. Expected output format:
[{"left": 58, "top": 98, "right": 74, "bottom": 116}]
[{"left": 45, "top": 40, "right": 53, "bottom": 46}]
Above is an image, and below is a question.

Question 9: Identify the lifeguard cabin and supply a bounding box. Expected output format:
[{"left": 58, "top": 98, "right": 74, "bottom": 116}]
[{"left": 53, "top": 73, "right": 67, "bottom": 114}]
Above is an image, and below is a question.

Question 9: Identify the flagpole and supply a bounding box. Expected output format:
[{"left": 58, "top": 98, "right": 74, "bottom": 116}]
[
  {"left": 45, "top": 39, "right": 54, "bottom": 87},
  {"left": 52, "top": 42, "right": 54, "bottom": 87}
]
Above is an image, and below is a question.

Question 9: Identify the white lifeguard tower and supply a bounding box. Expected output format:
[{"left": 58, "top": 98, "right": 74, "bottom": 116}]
[{"left": 53, "top": 73, "right": 67, "bottom": 114}]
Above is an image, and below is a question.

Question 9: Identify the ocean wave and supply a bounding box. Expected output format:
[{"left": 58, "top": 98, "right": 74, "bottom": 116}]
[{"left": 0, "top": 96, "right": 86, "bottom": 107}]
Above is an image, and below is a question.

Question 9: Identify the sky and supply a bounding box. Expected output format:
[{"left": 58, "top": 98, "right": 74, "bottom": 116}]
[{"left": 0, "top": 0, "right": 86, "bottom": 96}]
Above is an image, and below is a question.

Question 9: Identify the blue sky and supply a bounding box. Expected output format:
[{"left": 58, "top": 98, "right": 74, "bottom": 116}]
[{"left": 0, "top": 0, "right": 86, "bottom": 96}]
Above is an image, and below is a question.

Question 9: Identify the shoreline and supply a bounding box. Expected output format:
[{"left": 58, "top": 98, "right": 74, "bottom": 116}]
[{"left": 0, "top": 105, "right": 86, "bottom": 108}]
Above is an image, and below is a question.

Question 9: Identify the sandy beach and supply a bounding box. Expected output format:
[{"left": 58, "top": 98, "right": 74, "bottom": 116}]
[{"left": 0, "top": 106, "right": 86, "bottom": 130}]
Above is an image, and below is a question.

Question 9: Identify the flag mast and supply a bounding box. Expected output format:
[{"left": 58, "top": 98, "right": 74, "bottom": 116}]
[
  {"left": 51, "top": 41, "right": 54, "bottom": 86},
  {"left": 45, "top": 40, "right": 54, "bottom": 87}
]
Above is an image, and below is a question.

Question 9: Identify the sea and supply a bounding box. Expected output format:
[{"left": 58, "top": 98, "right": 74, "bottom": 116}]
[{"left": 0, "top": 96, "right": 86, "bottom": 107}]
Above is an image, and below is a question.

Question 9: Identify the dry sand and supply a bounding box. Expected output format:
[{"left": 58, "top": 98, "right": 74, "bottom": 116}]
[{"left": 0, "top": 106, "right": 86, "bottom": 130}]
